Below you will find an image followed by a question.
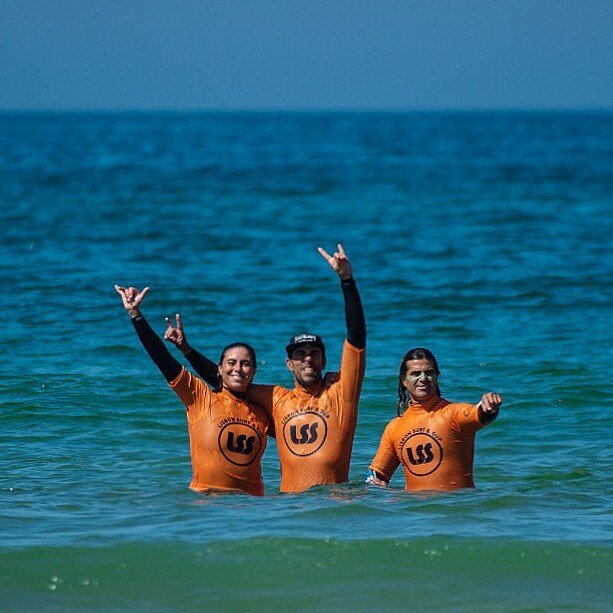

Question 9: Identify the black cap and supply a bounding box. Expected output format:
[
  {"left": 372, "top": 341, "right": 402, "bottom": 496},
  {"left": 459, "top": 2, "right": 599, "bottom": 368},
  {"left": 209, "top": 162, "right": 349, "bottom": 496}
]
[{"left": 286, "top": 333, "right": 326, "bottom": 357}]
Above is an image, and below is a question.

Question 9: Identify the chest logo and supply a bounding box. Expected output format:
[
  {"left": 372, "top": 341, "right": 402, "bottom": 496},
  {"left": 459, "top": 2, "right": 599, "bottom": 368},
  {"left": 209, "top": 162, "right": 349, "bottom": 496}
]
[
  {"left": 283, "top": 411, "right": 328, "bottom": 457},
  {"left": 401, "top": 432, "right": 443, "bottom": 476},
  {"left": 218, "top": 422, "right": 262, "bottom": 466}
]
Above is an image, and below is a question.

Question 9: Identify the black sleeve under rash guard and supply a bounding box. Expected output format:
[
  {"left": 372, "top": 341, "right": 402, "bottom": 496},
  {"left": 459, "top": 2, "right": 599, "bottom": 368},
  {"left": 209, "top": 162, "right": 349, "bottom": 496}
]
[
  {"left": 184, "top": 348, "right": 220, "bottom": 390},
  {"left": 478, "top": 406, "right": 499, "bottom": 425},
  {"left": 341, "top": 277, "right": 366, "bottom": 349},
  {"left": 131, "top": 314, "right": 182, "bottom": 382}
]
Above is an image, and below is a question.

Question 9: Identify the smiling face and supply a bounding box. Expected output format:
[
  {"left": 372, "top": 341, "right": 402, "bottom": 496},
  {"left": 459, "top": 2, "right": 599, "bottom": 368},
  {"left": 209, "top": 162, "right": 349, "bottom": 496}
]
[
  {"left": 218, "top": 346, "right": 256, "bottom": 393},
  {"left": 402, "top": 358, "right": 439, "bottom": 403},
  {"left": 286, "top": 343, "right": 326, "bottom": 388}
]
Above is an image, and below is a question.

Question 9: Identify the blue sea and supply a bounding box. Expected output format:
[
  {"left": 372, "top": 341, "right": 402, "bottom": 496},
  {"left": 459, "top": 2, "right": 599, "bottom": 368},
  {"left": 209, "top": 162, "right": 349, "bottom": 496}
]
[{"left": 1, "top": 111, "right": 611, "bottom": 611}]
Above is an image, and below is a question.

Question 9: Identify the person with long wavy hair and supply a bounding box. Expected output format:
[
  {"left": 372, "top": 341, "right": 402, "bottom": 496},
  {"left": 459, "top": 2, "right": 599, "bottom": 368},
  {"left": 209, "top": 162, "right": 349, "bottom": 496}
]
[{"left": 366, "top": 347, "right": 502, "bottom": 491}]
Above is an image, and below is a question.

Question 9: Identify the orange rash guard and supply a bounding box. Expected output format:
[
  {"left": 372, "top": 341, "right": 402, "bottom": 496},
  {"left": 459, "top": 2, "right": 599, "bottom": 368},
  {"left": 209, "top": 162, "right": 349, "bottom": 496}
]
[
  {"left": 369, "top": 396, "right": 485, "bottom": 491},
  {"left": 250, "top": 340, "right": 365, "bottom": 493},
  {"left": 169, "top": 367, "right": 271, "bottom": 496}
]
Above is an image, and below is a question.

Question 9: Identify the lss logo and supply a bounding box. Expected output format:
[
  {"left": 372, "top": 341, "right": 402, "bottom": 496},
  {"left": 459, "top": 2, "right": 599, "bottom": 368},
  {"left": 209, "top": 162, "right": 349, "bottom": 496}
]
[
  {"left": 218, "top": 422, "right": 262, "bottom": 466},
  {"left": 283, "top": 412, "right": 328, "bottom": 457},
  {"left": 401, "top": 432, "right": 443, "bottom": 476}
]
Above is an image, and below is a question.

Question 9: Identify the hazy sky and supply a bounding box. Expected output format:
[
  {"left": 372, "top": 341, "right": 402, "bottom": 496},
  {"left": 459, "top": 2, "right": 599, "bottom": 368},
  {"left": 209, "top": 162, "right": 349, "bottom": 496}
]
[{"left": 1, "top": 0, "right": 611, "bottom": 110}]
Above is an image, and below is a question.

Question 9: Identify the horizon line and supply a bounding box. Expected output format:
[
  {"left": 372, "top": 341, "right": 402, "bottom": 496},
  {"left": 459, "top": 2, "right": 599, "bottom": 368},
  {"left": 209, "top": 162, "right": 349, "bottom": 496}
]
[{"left": 0, "top": 106, "right": 612, "bottom": 114}]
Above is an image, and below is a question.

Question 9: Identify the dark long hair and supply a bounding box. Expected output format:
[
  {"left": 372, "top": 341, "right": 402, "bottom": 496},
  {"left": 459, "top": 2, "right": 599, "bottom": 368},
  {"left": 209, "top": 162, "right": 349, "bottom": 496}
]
[{"left": 396, "top": 347, "right": 441, "bottom": 416}]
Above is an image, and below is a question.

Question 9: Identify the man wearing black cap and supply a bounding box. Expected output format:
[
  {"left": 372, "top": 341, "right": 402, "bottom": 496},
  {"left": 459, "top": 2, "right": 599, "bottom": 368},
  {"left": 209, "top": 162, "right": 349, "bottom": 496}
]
[
  {"left": 284, "top": 332, "right": 327, "bottom": 389},
  {"left": 165, "top": 244, "right": 366, "bottom": 493}
]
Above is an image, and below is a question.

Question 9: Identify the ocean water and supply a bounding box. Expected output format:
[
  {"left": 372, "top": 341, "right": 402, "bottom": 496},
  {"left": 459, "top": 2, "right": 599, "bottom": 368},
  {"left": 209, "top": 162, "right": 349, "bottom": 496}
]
[{"left": 1, "top": 111, "right": 611, "bottom": 611}]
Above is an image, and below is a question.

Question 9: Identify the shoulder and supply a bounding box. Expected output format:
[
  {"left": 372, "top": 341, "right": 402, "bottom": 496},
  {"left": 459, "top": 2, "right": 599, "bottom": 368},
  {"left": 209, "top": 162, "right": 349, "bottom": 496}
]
[
  {"left": 272, "top": 384, "right": 292, "bottom": 400},
  {"left": 383, "top": 415, "right": 403, "bottom": 436},
  {"left": 169, "top": 367, "right": 208, "bottom": 395}
]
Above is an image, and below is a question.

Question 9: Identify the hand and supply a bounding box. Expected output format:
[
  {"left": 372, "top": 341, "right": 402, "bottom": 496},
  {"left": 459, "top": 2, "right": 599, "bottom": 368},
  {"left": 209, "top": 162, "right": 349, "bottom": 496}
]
[
  {"left": 365, "top": 469, "right": 389, "bottom": 487},
  {"left": 164, "top": 313, "right": 191, "bottom": 355},
  {"left": 479, "top": 392, "right": 502, "bottom": 417},
  {"left": 318, "top": 243, "right": 353, "bottom": 280},
  {"left": 115, "top": 285, "right": 149, "bottom": 317}
]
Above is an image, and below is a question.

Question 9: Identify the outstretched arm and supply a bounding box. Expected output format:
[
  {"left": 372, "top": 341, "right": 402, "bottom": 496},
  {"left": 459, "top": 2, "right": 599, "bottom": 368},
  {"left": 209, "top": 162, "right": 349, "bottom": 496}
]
[
  {"left": 115, "top": 285, "right": 182, "bottom": 382},
  {"left": 163, "top": 314, "right": 220, "bottom": 389},
  {"left": 478, "top": 392, "right": 503, "bottom": 424},
  {"left": 318, "top": 244, "right": 366, "bottom": 349}
]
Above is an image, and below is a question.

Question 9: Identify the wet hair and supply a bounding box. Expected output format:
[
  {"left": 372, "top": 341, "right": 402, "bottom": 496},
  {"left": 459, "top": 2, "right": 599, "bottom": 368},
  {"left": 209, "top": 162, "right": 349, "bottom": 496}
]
[
  {"left": 219, "top": 342, "right": 257, "bottom": 367},
  {"left": 396, "top": 347, "right": 441, "bottom": 416}
]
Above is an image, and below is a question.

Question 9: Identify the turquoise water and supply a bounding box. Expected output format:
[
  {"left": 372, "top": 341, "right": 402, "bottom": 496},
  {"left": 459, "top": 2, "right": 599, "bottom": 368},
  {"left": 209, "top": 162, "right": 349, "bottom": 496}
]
[{"left": 1, "top": 112, "right": 612, "bottom": 611}]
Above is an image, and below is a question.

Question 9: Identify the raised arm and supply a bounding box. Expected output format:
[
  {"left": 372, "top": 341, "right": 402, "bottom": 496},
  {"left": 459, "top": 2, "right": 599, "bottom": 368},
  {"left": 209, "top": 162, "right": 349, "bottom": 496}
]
[
  {"left": 317, "top": 244, "right": 366, "bottom": 349},
  {"left": 114, "top": 285, "right": 181, "bottom": 382},
  {"left": 163, "top": 313, "right": 220, "bottom": 390}
]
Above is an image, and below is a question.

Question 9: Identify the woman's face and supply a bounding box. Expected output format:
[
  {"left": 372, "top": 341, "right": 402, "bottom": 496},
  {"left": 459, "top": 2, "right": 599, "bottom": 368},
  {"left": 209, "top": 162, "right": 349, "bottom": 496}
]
[
  {"left": 402, "top": 358, "right": 439, "bottom": 403},
  {"left": 218, "top": 346, "right": 256, "bottom": 393}
]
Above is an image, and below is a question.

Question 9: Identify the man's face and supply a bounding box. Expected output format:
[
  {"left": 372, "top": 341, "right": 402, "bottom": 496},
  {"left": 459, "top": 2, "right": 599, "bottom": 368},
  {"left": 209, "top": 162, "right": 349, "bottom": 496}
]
[
  {"left": 402, "top": 359, "right": 439, "bottom": 403},
  {"left": 286, "top": 343, "right": 326, "bottom": 388},
  {"left": 218, "top": 346, "right": 256, "bottom": 393}
]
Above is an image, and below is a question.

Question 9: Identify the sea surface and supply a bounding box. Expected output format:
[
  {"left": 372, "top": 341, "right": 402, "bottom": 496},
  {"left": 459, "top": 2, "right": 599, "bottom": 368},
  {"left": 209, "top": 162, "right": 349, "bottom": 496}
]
[{"left": 1, "top": 111, "right": 611, "bottom": 611}]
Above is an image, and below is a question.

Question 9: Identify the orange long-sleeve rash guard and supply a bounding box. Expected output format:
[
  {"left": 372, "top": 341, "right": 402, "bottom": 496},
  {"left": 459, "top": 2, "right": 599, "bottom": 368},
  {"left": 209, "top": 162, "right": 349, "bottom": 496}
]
[
  {"left": 169, "top": 367, "right": 270, "bottom": 496},
  {"left": 250, "top": 340, "right": 365, "bottom": 493},
  {"left": 370, "top": 396, "right": 485, "bottom": 491}
]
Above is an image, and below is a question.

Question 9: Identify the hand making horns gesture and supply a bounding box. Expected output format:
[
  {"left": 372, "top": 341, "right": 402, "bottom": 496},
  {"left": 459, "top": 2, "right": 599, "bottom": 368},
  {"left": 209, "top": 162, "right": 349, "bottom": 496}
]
[
  {"left": 115, "top": 285, "right": 150, "bottom": 316},
  {"left": 318, "top": 243, "right": 353, "bottom": 281},
  {"left": 164, "top": 313, "right": 191, "bottom": 355}
]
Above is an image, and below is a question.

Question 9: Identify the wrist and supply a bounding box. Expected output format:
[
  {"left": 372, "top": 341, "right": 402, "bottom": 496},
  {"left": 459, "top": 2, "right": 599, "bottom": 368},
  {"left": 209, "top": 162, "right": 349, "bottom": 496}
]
[
  {"left": 340, "top": 275, "right": 354, "bottom": 283},
  {"left": 128, "top": 308, "right": 141, "bottom": 318},
  {"left": 180, "top": 344, "right": 192, "bottom": 356}
]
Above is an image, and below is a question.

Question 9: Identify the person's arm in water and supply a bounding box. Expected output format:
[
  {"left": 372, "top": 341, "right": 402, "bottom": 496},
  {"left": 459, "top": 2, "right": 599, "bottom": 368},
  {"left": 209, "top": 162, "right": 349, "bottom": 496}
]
[
  {"left": 366, "top": 422, "right": 398, "bottom": 487},
  {"left": 477, "top": 392, "right": 502, "bottom": 424},
  {"left": 318, "top": 244, "right": 366, "bottom": 350},
  {"left": 163, "top": 313, "right": 220, "bottom": 389},
  {"left": 114, "top": 285, "right": 181, "bottom": 382},
  {"left": 365, "top": 469, "right": 389, "bottom": 487}
]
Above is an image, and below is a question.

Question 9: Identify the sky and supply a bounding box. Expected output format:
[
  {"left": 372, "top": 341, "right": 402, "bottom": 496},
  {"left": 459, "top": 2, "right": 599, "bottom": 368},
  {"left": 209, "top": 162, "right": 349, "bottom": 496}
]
[{"left": 1, "top": 0, "right": 612, "bottom": 111}]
